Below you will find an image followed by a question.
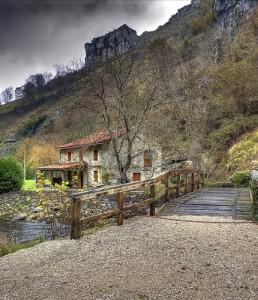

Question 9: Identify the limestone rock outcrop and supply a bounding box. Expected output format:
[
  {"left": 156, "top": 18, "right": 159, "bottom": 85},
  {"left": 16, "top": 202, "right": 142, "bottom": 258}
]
[
  {"left": 214, "top": 0, "right": 258, "bottom": 31},
  {"left": 85, "top": 24, "right": 138, "bottom": 67}
]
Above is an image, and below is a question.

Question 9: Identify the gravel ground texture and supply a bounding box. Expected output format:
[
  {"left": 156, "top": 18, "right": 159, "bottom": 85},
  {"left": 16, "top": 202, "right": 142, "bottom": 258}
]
[{"left": 0, "top": 215, "right": 258, "bottom": 300}]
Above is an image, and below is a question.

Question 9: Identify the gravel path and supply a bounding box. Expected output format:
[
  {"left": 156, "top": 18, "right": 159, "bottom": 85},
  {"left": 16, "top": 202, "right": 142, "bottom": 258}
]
[{"left": 0, "top": 215, "right": 258, "bottom": 300}]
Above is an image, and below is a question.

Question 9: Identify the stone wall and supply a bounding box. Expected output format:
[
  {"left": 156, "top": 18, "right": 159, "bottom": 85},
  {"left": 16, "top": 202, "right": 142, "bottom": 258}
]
[
  {"left": 0, "top": 189, "right": 159, "bottom": 222},
  {"left": 58, "top": 136, "right": 162, "bottom": 186},
  {"left": 0, "top": 190, "right": 74, "bottom": 221},
  {"left": 83, "top": 137, "right": 162, "bottom": 185}
]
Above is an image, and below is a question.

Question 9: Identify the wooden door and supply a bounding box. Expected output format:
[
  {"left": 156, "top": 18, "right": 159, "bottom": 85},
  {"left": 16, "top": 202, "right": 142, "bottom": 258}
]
[
  {"left": 67, "top": 171, "right": 72, "bottom": 181},
  {"left": 80, "top": 171, "right": 84, "bottom": 188},
  {"left": 132, "top": 173, "right": 141, "bottom": 182},
  {"left": 94, "top": 170, "right": 98, "bottom": 183}
]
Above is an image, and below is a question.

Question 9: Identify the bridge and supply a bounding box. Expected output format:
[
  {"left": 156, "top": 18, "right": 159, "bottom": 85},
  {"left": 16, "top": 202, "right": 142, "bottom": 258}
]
[
  {"left": 159, "top": 188, "right": 252, "bottom": 219},
  {"left": 1, "top": 168, "right": 257, "bottom": 300},
  {"left": 70, "top": 168, "right": 253, "bottom": 239}
]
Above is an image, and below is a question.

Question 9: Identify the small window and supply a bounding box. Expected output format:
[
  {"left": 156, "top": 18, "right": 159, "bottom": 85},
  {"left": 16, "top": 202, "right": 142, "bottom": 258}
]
[
  {"left": 144, "top": 150, "right": 152, "bottom": 167},
  {"left": 93, "top": 149, "right": 99, "bottom": 161},
  {"left": 94, "top": 170, "right": 98, "bottom": 182},
  {"left": 68, "top": 151, "right": 72, "bottom": 162},
  {"left": 132, "top": 173, "right": 141, "bottom": 182}
]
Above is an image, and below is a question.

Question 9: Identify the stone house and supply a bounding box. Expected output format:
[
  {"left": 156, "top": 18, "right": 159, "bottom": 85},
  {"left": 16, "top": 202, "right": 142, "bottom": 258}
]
[{"left": 38, "top": 129, "right": 162, "bottom": 188}]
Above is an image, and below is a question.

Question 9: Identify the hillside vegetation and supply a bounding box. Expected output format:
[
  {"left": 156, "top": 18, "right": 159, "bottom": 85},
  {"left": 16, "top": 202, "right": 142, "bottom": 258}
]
[{"left": 1, "top": 1, "right": 258, "bottom": 179}]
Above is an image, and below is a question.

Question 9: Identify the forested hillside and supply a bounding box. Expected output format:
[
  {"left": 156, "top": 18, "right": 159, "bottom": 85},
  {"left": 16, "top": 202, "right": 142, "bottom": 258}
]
[{"left": 1, "top": 0, "right": 258, "bottom": 179}]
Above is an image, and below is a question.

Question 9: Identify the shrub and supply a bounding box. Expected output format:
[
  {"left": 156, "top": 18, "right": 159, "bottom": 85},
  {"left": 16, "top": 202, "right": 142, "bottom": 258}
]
[
  {"left": 0, "top": 157, "right": 24, "bottom": 193},
  {"left": 19, "top": 115, "right": 47, "bottom": 137},
  {"left": 101, "top": 169, "right": 110, "bottom": 185},
  {"left": 251, "top": 186, "right": 258, "bottom": 219},
  {"left": 231, "top": 171, "right": 250, "bottom": 187},
  {"left": 191, "top": 10, "right": 215, "bottom": 35},
  {"left": 0, "top": 233, "right": 45, "bottom": 257}
]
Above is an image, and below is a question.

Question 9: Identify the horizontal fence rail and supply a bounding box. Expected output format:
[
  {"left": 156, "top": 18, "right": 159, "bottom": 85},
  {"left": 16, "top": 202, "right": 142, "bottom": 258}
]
[{"left": 70, "top": 168, "right": 204, "bottom": 239}]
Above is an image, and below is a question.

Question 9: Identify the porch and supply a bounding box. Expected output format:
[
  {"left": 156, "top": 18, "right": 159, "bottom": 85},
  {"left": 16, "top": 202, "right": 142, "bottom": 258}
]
[{"left": 38, "top": 162, "right": 86, "bottom": 188}]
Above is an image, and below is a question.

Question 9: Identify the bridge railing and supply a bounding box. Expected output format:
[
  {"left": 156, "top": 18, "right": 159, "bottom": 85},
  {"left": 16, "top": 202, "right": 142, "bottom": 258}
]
[
  {"left": 249, "top": 169, "right": 258, "bottom": 216},
  {"left": 70, "top": 168, "right": 204, "bottom": 239}
]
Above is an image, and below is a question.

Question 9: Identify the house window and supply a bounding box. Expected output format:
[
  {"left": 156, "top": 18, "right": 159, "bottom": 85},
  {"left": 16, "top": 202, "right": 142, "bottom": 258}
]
[
  {"left": 94, "top": 170, "right": 98, "bottom": 182},
  {"left": 132, "top": 173, "right": 141, "bottom": 182},
  {"left": 144, "top": 150, "right": 152, "bottom": 167},
  {"left": 68, "top": 151, "right": 72, "bottom": 162},
  {"left": 93, "top": 149, "right": 99, "bottom": 161}
]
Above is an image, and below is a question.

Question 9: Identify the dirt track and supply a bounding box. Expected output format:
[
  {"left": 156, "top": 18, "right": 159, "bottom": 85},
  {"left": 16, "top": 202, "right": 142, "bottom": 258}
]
[{"left": 0, "top": 215, "right": 258, "bottom": 300}]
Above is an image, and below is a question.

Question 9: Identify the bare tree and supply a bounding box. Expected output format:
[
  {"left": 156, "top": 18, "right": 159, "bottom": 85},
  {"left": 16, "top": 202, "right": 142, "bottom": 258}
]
[
  {"left": 1, "top": 87, "right": 14, "bottom": 104},
  {"left": 89, "top": 49, "right": 166, "bottom": 183},
  {"left": 0, "top": 93, "right": 3, "bottom": 105},
  {"left": 15, "top": 86, "right": 25, "bottom": 99},
  {"left": 66, "top": 55, "right": 85, "bottom": 73},
  {"left": 43, "top": 72, "right": 53, "bottom": 83},
  {"left": 53, "top": 64, "right": 67, "bottom": 77}
]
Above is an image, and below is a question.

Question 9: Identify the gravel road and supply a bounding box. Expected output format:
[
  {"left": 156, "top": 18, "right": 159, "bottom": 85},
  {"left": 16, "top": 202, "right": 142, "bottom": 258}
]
[{"left": 0, "top": 215, "right": 258, "bottom": 300}]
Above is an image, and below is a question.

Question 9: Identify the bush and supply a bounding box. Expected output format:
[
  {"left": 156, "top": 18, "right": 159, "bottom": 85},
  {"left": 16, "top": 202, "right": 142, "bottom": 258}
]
[
  {"left": 251, "top": 186, "right": 258, "bottom": 219},
  {"left": 19, "top": 116, "right": 47, "bottom": 137},
  {"left": 0, "top": 233, "right": 44, "bottom": 257},
  {"left": 191, "top": 9, "right": 214, "bottom": 35},
  {"left": 0, "top": 157, "right": 24, "bottom": 193},
  {"left": 26, "top": 165, "right": 36, "bottom": 179},
  {"left": 231, "top": 171, "right": 250, "bottom": 187},
  {"left": 101, "top": 169, "right": 110, "bottom": 185}
]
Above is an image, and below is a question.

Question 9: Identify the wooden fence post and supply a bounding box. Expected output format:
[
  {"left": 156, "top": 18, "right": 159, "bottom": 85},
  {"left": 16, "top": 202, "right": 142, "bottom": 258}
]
[
  {"left": 70, "top": 198, "right": 81, "bottom": 239},
  {"left": 117, "top": 192, "right": 125, "bottom": 226},
  {"left": 150, "top": 184, "right": 156, "bottom": 216},
  {"left": 164, "top": 175, "right": 169, "bottom": 202},
  {"left": 184, "top": 174, "right": 188, "bottom": 194},
  {"left": 197, "top": 172, "right": 200, "bottom": 190},
  {"left": 176, "top": 173, "right": 180, "bottom": 197},
  {"left": 201, "top": 172, "right": 205, "bottom": 188},
  {"left": 191, "top": 173, "right": 195, "bottom": 192}
]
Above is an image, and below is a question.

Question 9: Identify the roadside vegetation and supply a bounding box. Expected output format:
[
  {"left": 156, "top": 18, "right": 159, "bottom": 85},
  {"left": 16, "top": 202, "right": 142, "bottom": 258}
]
[
  {"left": 0, "top": 157, "right": 23, "bottom": 193},
  {"left": 22, "top": 179, "right": 37, "bottom": 191},
  {"left": 0, "top": 233, "right": 45, "bottom": 257}
]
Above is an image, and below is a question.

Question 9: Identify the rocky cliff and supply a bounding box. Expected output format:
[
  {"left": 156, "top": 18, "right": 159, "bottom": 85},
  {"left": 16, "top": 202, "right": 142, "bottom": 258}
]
[
  {"left": 84, "top": 1, "right": 258, "bottom": 67},
  {"left": 214, "top": 0, "right": 258, "bottom": 32},
  {"left": 85, "top": 24, "right": 138, "bottom": 67}
]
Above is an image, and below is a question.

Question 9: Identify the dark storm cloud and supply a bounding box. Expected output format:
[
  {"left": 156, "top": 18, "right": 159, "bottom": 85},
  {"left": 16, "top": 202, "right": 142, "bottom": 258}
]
[
  {"left": 0, "top": 0, "right": 152, "bottom": 90},
  {"left": 0, "top": 0, "right": 190, "bottom": 91},
  {"left": 0, "top": 0, "right": 146, "bottom": 55}
]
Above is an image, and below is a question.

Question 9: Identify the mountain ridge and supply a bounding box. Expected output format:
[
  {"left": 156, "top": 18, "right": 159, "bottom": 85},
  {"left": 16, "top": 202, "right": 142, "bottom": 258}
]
[{"left": 1, "top": 0, "right": 258, "bottom": 177}]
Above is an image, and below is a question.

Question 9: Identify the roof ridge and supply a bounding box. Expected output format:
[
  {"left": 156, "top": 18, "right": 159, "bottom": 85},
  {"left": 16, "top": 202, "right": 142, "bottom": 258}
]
[{"left": 58, "top": 128, "right": 126, "bottom": 149}]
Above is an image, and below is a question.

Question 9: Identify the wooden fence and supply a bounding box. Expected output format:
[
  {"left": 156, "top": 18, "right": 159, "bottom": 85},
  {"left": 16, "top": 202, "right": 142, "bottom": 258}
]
[{"left": 70, "top": 168, "right": 204, "bottom": 239}]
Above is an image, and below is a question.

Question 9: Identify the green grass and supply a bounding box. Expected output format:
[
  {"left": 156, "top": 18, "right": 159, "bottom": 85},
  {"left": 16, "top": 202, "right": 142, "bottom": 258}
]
[
  {"left": 22, "top": 180, "right": 37, "bottom": 191},
  {"left": 0, "top": 234, "right": 45, "bottom": 257}
]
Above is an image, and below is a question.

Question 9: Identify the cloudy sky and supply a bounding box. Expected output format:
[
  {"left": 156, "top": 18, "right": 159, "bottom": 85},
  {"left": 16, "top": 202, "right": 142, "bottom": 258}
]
[{"left": 0, "top": 0, "right": 190, "bottom": 92}]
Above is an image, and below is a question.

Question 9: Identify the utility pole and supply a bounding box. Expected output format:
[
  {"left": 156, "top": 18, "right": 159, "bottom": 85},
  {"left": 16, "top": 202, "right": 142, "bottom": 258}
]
[{"left": 23, "top": 146, "right": 27, "bottom": 181}]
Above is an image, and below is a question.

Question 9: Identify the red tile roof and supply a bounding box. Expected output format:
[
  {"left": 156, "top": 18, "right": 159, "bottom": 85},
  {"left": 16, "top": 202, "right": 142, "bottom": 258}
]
[
  {"left": 58, "top": 129, "right": 126, "bottom": 149},
  {"left": 38, "top": 163, "right": 81, "bottom": 171}
]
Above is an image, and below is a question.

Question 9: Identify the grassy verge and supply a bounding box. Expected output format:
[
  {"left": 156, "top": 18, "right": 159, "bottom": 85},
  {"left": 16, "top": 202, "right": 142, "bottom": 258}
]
[
  {"left": 22, "top": 180, "right": 37, "bottom": 191},
  {"left": 251, "top": 186, "right": 258, "bottom": 220},
  {"left": 0, "top": 233, "right": 45, "bottom": 257}
]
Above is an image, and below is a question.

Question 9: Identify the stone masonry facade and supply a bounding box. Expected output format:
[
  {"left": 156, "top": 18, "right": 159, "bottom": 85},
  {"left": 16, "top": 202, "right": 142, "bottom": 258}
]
[{"left": 59, "top": 137, "right": 162, "bottom": 186}]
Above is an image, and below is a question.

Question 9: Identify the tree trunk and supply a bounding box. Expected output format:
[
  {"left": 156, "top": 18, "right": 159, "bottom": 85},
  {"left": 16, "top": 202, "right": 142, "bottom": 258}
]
[{"left": 120, "top": 168, "right": 128, "bottom": 184}]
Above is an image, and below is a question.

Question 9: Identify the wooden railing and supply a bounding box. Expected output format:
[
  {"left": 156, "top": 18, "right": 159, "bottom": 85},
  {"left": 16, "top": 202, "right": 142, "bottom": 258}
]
[{"left": 70, "top": 168, "right": 204, "bottom": 239}]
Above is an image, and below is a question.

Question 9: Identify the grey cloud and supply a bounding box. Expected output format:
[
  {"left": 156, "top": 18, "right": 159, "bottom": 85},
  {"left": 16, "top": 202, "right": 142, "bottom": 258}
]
[{"left": 0, "top": 0, "right": 189, "bottom": 91}]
